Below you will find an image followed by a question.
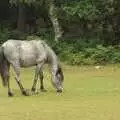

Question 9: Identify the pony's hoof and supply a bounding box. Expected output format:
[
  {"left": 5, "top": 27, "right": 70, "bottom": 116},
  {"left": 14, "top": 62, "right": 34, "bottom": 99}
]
[
  {"left": 40, "top": 89, "right": 47, "bottom": 92},
  {"left": 31, "top": 87, "right": 36, "bottom": 92},
  {"left": 8, "top": 92, "right": 14, "bottom": 97},
  {"left": 22, "top": 90, "right": 30, "bottom": 96}
]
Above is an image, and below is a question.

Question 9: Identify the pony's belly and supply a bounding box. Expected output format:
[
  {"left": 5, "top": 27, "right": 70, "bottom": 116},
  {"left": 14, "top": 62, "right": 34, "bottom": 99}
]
[
  {"left": 20, "top": 56, "right": 37, "bottom": 67},
  {"left": 20, "top": 61, "right": 37, "bottom": 67}
]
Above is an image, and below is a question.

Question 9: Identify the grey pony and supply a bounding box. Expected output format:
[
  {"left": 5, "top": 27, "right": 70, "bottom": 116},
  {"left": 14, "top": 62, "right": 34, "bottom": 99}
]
[{"left": 0, "top": 39, "right": 64, "bottom": 96}]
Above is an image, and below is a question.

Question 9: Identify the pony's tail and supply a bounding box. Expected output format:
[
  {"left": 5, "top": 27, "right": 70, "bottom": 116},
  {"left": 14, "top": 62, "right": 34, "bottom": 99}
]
[{"left": 0, "top": 47, "right": 10, "bottom": 87}]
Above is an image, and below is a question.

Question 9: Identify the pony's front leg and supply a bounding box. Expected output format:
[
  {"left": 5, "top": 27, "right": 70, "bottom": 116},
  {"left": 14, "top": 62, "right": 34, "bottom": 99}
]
[
  {"left": 12, "top": 64, "right": 29, "bottom": 96},
  {"left": 4, "top": 62, "right": 14, "bottom": 97},
  {"left": 39, "top": 70, "right": 47, "bottom": 92},
  {"left": 31, "top": 63, "right": 46, "bottom": 93},
  {"left": 31, "top": 66, "right": 39, "bottom": 92}
]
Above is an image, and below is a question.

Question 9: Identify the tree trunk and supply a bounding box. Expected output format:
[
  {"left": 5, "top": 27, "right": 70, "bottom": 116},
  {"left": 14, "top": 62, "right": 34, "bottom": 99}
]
[
  {"left": 17, "top": 3, "right": 26, "bottom": 32},
  {"left": 48, "top": 0, "right": 63, "bottom": 42}
]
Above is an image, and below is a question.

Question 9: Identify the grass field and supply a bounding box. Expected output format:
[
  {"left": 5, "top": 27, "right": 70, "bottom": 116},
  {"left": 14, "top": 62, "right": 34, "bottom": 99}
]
[{"left": 0, "top": 65, "right": 120, "bottom": 120}]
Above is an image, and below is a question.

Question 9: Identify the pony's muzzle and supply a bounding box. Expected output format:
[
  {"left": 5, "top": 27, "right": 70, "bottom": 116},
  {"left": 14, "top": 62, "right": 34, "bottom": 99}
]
[{"left": 57, "top": 87, "right": 63, "bottom": 93}]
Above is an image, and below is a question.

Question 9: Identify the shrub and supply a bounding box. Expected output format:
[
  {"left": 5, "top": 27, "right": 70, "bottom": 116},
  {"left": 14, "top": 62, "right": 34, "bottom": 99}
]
[
  {"left": 0, "top": 28, "right": 10, "bottom": 44},
  {"left": 1, "top": 34, "right": 119, "bottom": 65},
  {"left": 50, "top": 41, "right": 120, "bottom": 65}
]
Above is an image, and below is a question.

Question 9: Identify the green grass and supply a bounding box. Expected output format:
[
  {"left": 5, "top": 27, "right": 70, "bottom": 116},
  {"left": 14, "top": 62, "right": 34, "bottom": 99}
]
[{"left": 0, "top": 65, "right": 120, "bottom": 120}]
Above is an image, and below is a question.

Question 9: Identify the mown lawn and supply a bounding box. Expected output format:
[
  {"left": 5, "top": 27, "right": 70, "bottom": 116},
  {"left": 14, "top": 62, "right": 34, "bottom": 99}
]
[{"left": 0, "top": 65, "right": 120, "bottom": 120}]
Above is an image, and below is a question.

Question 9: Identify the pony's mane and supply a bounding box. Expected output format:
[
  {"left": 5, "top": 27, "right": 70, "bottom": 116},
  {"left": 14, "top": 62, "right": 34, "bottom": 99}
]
[
  {"left": 56, "top": 64, "right": 64, "bottom": 81},
  {"left": 41, "top": 41, "right": 58, "bottom": 63}
]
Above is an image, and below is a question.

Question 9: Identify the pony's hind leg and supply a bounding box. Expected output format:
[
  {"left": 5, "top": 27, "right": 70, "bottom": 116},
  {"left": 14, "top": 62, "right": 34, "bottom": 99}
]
[
  {"left": 7, "top": 64, "right": 14, "bottom": 97},
  {"left": 8, "top": 75, "right": 14, "bottom": 96},
  {"left": 12, "top": 64, "right": 29, "bottom": 96}
]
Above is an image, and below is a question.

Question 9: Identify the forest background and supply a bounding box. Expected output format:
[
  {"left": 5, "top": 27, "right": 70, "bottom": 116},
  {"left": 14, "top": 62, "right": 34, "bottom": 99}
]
[{"left": 0, "top": 0, "right": 120, "bottom": 65}]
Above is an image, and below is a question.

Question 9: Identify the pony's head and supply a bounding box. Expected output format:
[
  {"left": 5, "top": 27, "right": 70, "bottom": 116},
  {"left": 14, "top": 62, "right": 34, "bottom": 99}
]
[{"left": 52, "top": 65, "right": 64, "bottom": 92}]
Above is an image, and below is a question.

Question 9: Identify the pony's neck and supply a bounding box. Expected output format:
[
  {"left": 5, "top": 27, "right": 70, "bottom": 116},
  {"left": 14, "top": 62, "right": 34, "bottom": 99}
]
[
  {"left": 43, "top": 41, "right": 59, "bottom": 72},
  {"left": 47, "top": 49, "right": 59, "bottom": 73}
]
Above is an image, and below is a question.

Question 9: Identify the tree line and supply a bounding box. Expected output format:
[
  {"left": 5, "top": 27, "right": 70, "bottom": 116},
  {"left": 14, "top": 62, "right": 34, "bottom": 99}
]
[
  {"left": 0, "top": 0, "right": 120, "bottom": 65},
  {"left": 0, "top": 0, "right": 120, "bottom": 44}
]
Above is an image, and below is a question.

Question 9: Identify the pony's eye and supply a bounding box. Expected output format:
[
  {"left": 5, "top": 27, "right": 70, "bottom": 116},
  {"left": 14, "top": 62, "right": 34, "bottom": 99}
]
[
  {"left": 57, "top": 74, "right": 60, "bottom": 78},
  {"left": 57, "top": 74, "right": 62, "bottom": 81}
]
